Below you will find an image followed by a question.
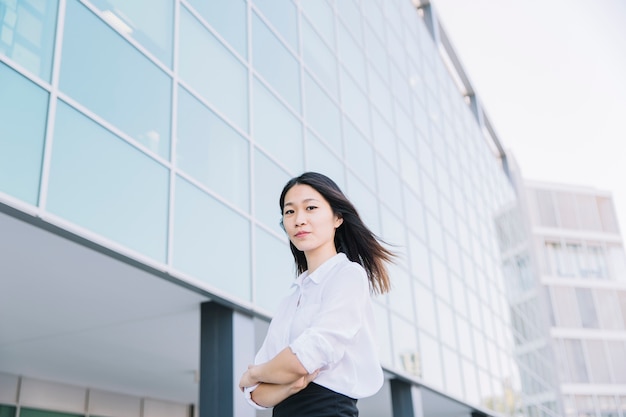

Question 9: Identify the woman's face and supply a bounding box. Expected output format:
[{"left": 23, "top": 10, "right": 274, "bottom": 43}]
[{"left": 282, "top": 184, "right": 343, "bottom": 258}]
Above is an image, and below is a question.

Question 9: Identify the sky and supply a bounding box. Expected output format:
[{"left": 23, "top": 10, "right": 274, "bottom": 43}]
[{"left": 429, "top": 0, "right": 626, "bottom": 236}]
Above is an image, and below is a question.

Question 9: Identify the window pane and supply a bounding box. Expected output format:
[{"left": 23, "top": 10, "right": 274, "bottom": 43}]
[
  {"left": 344, "top": 120, "right": 375, "bottom": 186},
  {"left": 585, "top": 340, "right": 611, "bottom": 383},
  {"left": 252, "top": 0, "right": 297, "bottom": 51},
  {"left": 301, "top": 18, "right": 337, "bottom": 98},
  {"left": 607, "top": 341, "right": 626, "bottom": 383},
  {"left": 305, "top": 131, "right": 344, "bottom": 188},
  {"left": 254, "top": 227, "right": 292, "bottom": 314},
  {"left": 252, "top": 11, "right": 300, "bottom": 113},
  {"left": 60, "top": 0, "right": 172, "bottom": 158},
  {"left": 179, "top": 5, "right": 248, "bottom": 132},
  {"left": 563, "top": 339, "right": 588, "bottom": 383},
  {"left": 0, "top": 62, "right": 47, "bottom": 204},
  {"left": 186, "top": 0, "right": 246, "bottom": 58},
  {"left": 177, "top": 86, "right": 249, "bottom": 211},
  {"left": 48, "top": 101, "right": 169, "bottom": 262},
  {"left": 390, "top": 315, "right": 418, "bottom": 375},
  {"left": 534, "top": 190, "right": 557, "bottom": 227},
  {"left": 551, "top": 287, "right": 581, "bottom": 327},
  {"left": 20, "top": 408, "right": 82, "bottom": 417},
  {"left": 254, "top": 150, "right": 290, "bottom": 234},
  {"left": 0, "top": 0, "right": 58, "bottom": 81},
  {"left": 337, "top": 23, "right": 366, "bottom": 88},
  {"left": 300, "top": 0, "right": 334, "bottom": 47},
  {"left": 595, "top": 289, "right": 624, "bottom": 329},
  {"left": 304, "top": 74, "right": 341, "bottom": 153},
  {"left": 172, "top": 176, "right": 250, "bottom": 301},
  {"left": 575, "top": 288, "right": 598, "bottom": 328},
  {"left": 89, "top": 0, "right": 173, "bottom": 66},
  {"left": 252, "top": 78, "right": 303, "bottom": 174}
]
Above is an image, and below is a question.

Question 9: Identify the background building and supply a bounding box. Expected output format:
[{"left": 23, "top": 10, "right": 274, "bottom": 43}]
[
  {"left": 496, "top": 161, "right": 626, "bottom": 417},
  {"left": 2, "top": 0, "right": 524, "bottom": 416}
]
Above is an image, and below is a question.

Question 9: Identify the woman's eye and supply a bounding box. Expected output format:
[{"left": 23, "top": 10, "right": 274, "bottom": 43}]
[
  {"left": 306, "top": 206, "right": 317, "bottom": 211},
  {"left": 284, "top": 209, "right": 294, "bottom": 215}
]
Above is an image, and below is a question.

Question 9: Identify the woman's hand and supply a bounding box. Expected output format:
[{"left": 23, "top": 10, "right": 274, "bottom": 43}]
[{"left": 239, "top": 364, "right": 258, "bottom": 391}]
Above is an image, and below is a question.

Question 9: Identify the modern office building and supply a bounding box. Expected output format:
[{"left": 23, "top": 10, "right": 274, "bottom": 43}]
[
  {"left": 2, "top": 0, "right": 525, "bottom": 416},
  {"left": 496, "top": 166, "right": 626, "bottom": 417}
]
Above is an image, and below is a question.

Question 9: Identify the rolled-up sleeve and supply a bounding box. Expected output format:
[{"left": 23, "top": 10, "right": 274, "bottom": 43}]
[{"left": 289, "top": 264, "right": 368, "bottom": 373}]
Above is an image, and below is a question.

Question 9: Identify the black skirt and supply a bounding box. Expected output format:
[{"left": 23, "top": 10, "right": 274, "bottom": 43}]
[{"left": 273, "top": 383, "right": 358, "bottom": 417}]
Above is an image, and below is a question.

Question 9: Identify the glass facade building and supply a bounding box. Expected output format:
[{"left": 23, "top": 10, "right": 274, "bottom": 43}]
[
  {"left": 496, "top": 164, "right": 626, "bottom": 417},
  {"left": 1, "top": 0, "right": 525, "bottom": 416}
]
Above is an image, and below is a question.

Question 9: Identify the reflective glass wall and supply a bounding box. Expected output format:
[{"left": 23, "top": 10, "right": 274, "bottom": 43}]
[{"left": 0, "top": 0, "right": 521, "bottom": 414}]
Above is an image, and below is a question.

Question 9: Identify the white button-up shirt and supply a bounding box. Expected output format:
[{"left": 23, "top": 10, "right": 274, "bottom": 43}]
[{"left": 251, "top": 252, "right": 384, "bottom": 402}]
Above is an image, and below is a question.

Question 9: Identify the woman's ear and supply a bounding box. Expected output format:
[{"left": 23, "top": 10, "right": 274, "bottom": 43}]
[{"left": 335, "top": 215, "right": 344, "bottom": 228}]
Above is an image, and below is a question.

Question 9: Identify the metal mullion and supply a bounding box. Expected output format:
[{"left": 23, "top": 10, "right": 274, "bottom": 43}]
[{"left": 38, "top": 0, "right": 67, "bottom": 212}]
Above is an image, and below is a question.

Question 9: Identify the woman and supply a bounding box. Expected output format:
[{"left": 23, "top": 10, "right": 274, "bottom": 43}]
[{"left": 239, "top": 172, "right": 395, "bottom": 416}]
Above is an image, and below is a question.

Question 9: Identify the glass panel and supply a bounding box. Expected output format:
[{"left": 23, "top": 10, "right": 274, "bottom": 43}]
[
  {"left": 563, "top": 339, "right": 588, "bottom": 383},
  {"left": 367, "top": 62, "right": 392, "bottom": 123},
  {"left": 251, "top": 0, "right": 298, "bottom": 51},
  {"left": 343, "top": 120, "right": 375, "bottom": 186},
  {"left": 60, "top": 0, "right": 171, "bottom": 158},
  {"left": 403, "top": 190, "right": 426, "bottom": 239},
  {"left": 305, "top": 131, "right": 344, "bottom": 188},
  {"left": 534, "top": 189, "right": 557, "bottom": 227},
  {"left": 345, "top": 172, "right": 380, "bottom": 236},
  {"left": 0, "top": 0, "right": 58, "bottom": 81},
  {"left": 179, "top": 5, "right": 248, "bottom": 132},
  {"left": 254, "top": 227, "right": 292, "bottom": 314},
  {"left": 598, "top": 197, "right": 619, "bottom": 233},
  {"left": 442, "top": 347, "right": 463, "bottom": 399},
  {"left": 303, "top": 73, "right": 341, "bottom": 154},
  {"left": 555, "top": 192, "right": 578, "bottom": 229},
  {"left": 551, "top": 287, "right": 581, "bottom": 327},
  {"left": 387, "top": 266, "right": 413, "bottom": 320},
  {"left": 336, "top": 0, "right": 362, "bottom": 45},
  {"left": 173, "top": 176, "right": 250, "bottom": 301},
  {"left": 186, "top": 0, "right": 246, "bottom": 58},
  {"left": 251, "top": 11, "right": 300, "bottom": 113},
  {"left": 414, "top": 282, "right": 437, "bottom": 335},
  {"left": 608, "top": 245, "right": 626, "bottom": 281},
  {"left": 598, "top": 396, "right": 619, "bottom": 417},
  {"left": 576, "top": 194, "right": 602, "bottom": 231},
  {"left": 419, "top": 331, "right": 443, "bottom": 389},
  {"left": 340, "top": 68, "right": 369, "bottom": 129},
  {"left": 573, "top": 288, "right": 598, "bottom": 328},
  {"left": 376, "top": 157, "right": 402, "bottom": 216},
  {"left": 48, "top": 101, "right": 169, "bottom": 261},
  {"left": 372, "top": 301, "right": 392, "bottom": 368},
  {"left": 364, "top": 25, "right": 388, "bottom": 81},
  {"left": 586, "top": 245, "right": 607, "bottom": 278},
  {"left": 390, "top": 314, "right": 418, "bottom": 375},
  {"left": 337, "top": 23, "right": 366, "bottom": 88},
  {"left": 301, "top": 17, "right": 337, "bottom": 98},
  {"left": 254, "top": 149, "right": 291, "bottom": 234},
  {"left": 606, "top": 341, "right": 626, "bottom": 383},
  {"left": 177, "top": 86, "right": 249, "bottom": 211},
  {"left": 252, "top": 77, "right": 303, "bottom": 174},
  {"left": 0, "top": 404, "right": 16, "bottom": 417},
  {"left": 20, "top": 408, "right": 82, "bottom": 417},
  {"left": 300, "top": 0, "right": 334, "bottom": 47},
  {"left": 619, "top": 291, "right": 626, "bottom": 328},
  {"left": 371, "top": 110, "right": 398, "bottom": 167},
  {"left": 595, "top": 289, "right": 624, "bottom": 329},
  {"left": 88, "top": 0, "right": 173, "bottom": 66},
  {"left": 586, "top": 340, "right": 611, "bottom": 383},
  {"left": 0, "top": 62, "right": 47, "bottom": 204}
]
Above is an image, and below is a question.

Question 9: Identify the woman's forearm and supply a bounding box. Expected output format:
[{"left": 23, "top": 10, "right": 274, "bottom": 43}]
[
  {"left": 250, "top": 383, "right": 295, "bottom": 408},
  {"left": 250, "top": 369, "right": 319, "bottom": 408},
  {"left": 249, "top": 347, "right": 308, "bottom": 385}
]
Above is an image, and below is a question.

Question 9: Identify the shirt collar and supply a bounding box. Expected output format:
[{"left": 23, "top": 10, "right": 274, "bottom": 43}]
[{"left": 292, "top": 253, "right": 347, "bottom": 287}]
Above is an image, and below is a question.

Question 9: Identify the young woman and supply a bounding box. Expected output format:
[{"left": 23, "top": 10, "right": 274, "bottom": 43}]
[{"left": 239, "top": 172, "right": 395, "bottom": 416}]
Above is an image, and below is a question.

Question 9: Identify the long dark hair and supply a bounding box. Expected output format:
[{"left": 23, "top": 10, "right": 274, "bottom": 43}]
[{"left": 279, "top": 172, "right": 395, "bottom": 294}]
